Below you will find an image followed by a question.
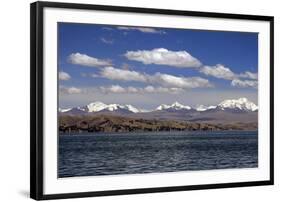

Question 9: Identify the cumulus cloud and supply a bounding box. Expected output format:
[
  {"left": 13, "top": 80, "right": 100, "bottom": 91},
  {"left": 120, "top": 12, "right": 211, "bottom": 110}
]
[
  {"left": 59, "top": 71, "right": 71, "bottom": 80},
  {"left": 100, "top": 85, "right": 127, "bottom": 93},
  {"left": 117, "top": 26, "right": 165, "bottom": 34},
  {"left": 152, "top": 73, "right": 212, "bottom": 88},
  {"left": 124, "top": 48, "right": 202, "bottom": 68},
  {"left": 68, "top": 53, "right": 112, "bottom": 67},
  {"left": 100, "top": 67, "right": 147, "bottom": 82},
  {"left": 231, "top": 79, "right": 258, "bottom": 88},
  {"left": 239, "top": 71, "right": 258, "bottom": 80},
  {"left": 199, "top": 64, "right": 258, "bottom": 89},
  {"left": 100, "top": 85, "right": 183, "bottom": 94},
  {"left": 200, "top": 64, "right": 236, "bottom": 80},
  {"left": 59, "top": 86, "right": 82, "bottom": 94},
  {"left": 143, "top": 86, "right": 183, "bottom": 93},
  {"left": 99, "top": 66, "right": 212, "bottom": 89},
  {"left": 127, "top": 86, "right": 139, "bottom": 93}
]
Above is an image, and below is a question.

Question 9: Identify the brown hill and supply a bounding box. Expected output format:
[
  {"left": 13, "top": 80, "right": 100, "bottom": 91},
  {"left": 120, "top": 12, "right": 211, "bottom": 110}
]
[{"left": 59, "top": 115, "right": 257, "bottom": 133}]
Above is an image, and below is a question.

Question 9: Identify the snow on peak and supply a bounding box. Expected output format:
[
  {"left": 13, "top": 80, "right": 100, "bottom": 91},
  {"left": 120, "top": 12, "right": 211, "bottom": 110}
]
[
  {"left": 196, "top": 105, "right": 217, "bottom": 111},
  {"left": 123, "top": 104, "right": 140, "bottom": 113},
  {"left": 156, "top": 102, "right": 191, "bottom": 111},
  {"left": 171, "top": 102, "right": 191, "bottom": 110},
  {"left": 105, "top": 104, "right": 140, "bottom": 113},
  {"left": 218, "top": 97, "right": 258, "bottom": 111},
  {"left": 86, "top": 101, "right": 108, "bottom": 112},
  {"left": 156, "top": 104, "right": 170, "bottom": 111},
  {"left": 60, "top": 98, "right": 258, "bottom": 114},
  {"left": 85, "top": 102, "right": 141, "bottom": 113},
  {"left": 105, "top": 104, "right": 120, "bottom": 111},
  {"left": 58, "top": 108, "right": 72, "bottom": 113}
]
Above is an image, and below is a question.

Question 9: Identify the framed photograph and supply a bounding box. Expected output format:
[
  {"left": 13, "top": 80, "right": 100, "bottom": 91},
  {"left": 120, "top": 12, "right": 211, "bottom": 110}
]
[{"left": 30, "top": 1, "right": 274, "bottom": 200}]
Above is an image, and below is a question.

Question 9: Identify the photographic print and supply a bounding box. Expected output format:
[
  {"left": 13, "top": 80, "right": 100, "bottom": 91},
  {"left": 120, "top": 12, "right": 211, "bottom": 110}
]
[
  {"left": 58, "top": 23, "right": 259, "bottom": 178},
  {"left": 31, "top": 2, "right": 273, "bottom": 199}
]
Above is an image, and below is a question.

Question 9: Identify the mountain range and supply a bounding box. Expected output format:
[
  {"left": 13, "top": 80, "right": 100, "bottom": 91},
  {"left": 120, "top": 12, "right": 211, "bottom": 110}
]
[
  {"left": 59, "top": 98, "right": 258, "bottom": 123},
  {"left": 59, "top": 97, "right": 258, "bottom": 114}
]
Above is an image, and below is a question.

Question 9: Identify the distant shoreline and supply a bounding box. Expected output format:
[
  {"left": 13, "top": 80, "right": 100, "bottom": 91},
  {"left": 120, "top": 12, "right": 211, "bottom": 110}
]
[
  {"left": 59, "top": 130, "right": 258, "bottom": 136},
  {"left": 59, "top": 114, "right": 258, "bottom": 134}
]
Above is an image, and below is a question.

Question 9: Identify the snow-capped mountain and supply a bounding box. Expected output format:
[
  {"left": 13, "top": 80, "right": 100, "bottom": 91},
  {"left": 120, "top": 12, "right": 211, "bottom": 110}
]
[
  {"left": 59, "top": 98, "right": 258, "bottom": 116},
  {"left": 196, "top": 105, "right": 217, "bottom": 111},
  {"left": 86, "top": 101, "right": 108, "bottom": 112},
  {"left": 154, "top": 98, "right": 257, "bottom": 113},
  {"left": 88, "top": 102, "right": 141, "bottom": 113},
  {"left": 60, "top": 101, "right": 142, "bottom": 114},
  {"left": 156, "top": 102, "right": 191, "bottom": 111},
  {"left": 218, "top": 98, "right": 258, "bottom": 112}
]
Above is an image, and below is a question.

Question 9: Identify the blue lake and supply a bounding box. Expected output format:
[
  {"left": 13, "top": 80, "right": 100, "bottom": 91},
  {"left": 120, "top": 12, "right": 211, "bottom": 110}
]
[{"left": 58, "top": 131, "right": 258, "bottom": 178}]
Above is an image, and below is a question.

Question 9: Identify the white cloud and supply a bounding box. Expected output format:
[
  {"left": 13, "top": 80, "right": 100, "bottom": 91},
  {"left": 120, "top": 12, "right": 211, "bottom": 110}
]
[
  {"left": 152, "top": 73, "right": 212, "bottom": 88},
  {"left": 200, "top": 64, "right": 236, "bottom": 80},
  {"left": 143, "top": 86, "right": 183, "bottom": 93},
  {"left": 200, "top": 64, "right": 258, "bottom": 83},
  {"left": 59, "top": 71, "right": 71, "bottom": 80},
  {"left": 200, "top": 65, "right": 258, "bottom": 89},
  {"left": 239, "top": 71, "right": 258, "bottom": 80},
  {"left": 124, "top": 48, "right": 202, "bottom": 68},
  {"left": 231, "top": 79, "right": 258, "bottom": 88},
  {"left": 143, "top": 85, "right": 159, "bottom": 93},
  {"left": 68, "top": 53, "right": 112, "bottom": 67},
  {"left": 127, "top": 86, "right": 139, "bottom": 93},
  {"left": 99, "top": 66, "right": 212, "bottom": 89},
  {"left": 100, "top": 85, "right": 127, "bottom": 93},
  {"left": 117, "top": 26, "right": 165, "bottom": 34},
  {"left": 100, "top": 85, "right": 183, "bottom": 94},
  {"left": 100, "top": 66, "right": 147, "bottom": 82},
  {"left": 100, "top": 37, "right": 114, "bottom": 44},
  {"left": 60, "top": 86, "right": 82, "bottom": 94},
  {"left": 80, "top": 73, "right": 99, "bottom": 78}
]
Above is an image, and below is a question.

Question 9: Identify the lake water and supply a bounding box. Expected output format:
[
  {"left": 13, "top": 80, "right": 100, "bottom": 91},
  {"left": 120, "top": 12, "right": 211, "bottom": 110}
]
[{"left": 58, "top": 131, "right": 258, "bottom": 178}]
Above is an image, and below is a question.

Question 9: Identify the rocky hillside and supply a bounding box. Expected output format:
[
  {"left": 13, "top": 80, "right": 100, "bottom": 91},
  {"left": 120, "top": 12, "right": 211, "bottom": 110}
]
[{"left": 59, "top": 115, "right": 257, "bottom": 133}]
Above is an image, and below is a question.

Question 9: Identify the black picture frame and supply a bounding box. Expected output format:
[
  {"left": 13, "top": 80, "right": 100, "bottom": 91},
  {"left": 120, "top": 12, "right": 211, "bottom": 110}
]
[{"left": 30, "top": 1, "right": 274, "bottom": 200}]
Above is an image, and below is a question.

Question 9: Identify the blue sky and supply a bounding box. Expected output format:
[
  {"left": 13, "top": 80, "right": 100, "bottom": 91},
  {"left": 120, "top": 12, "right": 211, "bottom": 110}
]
[{"left": 58, "top": 23, "right": 258, "bottom": 109}]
